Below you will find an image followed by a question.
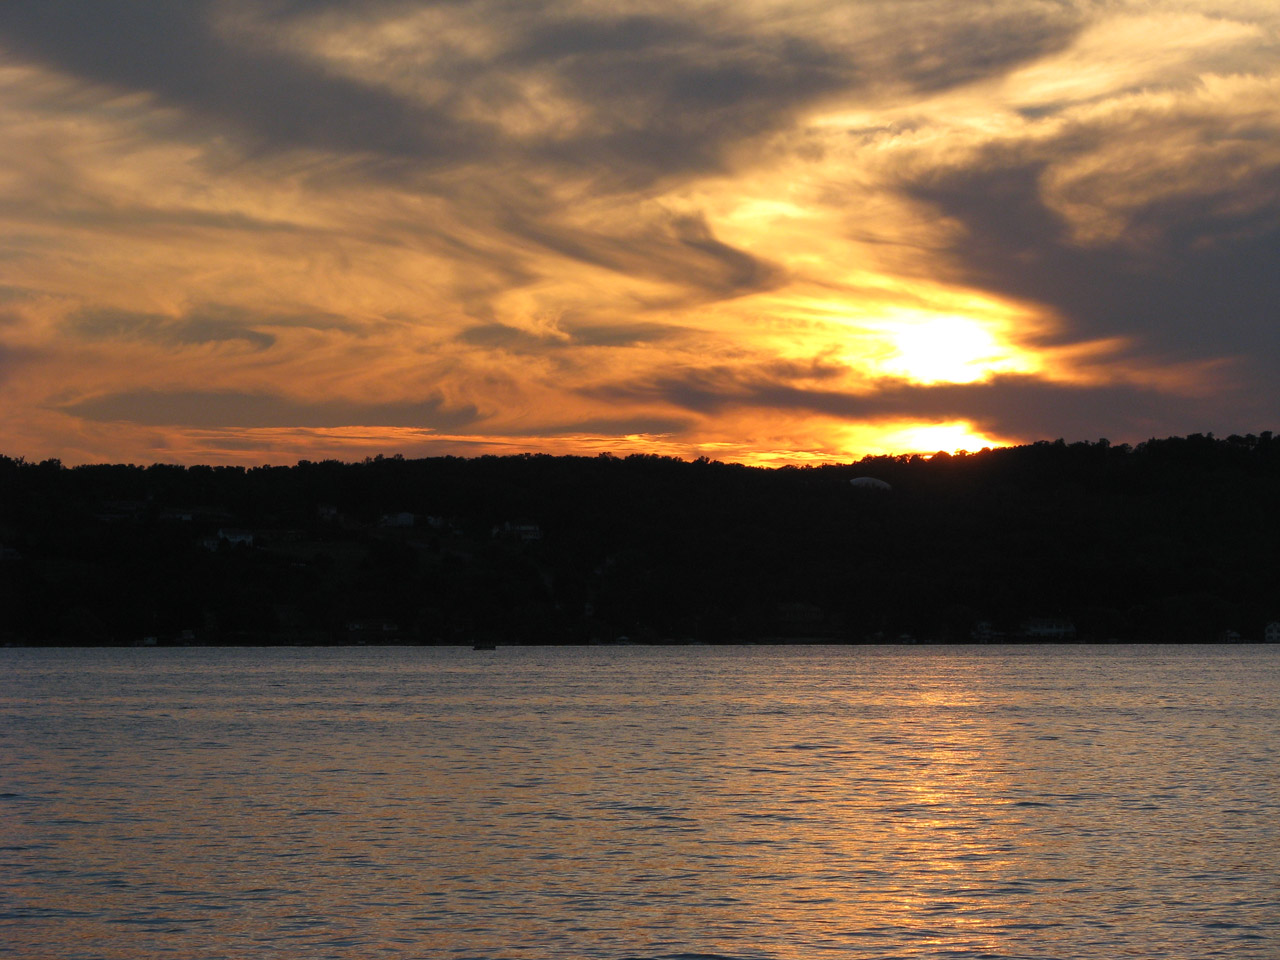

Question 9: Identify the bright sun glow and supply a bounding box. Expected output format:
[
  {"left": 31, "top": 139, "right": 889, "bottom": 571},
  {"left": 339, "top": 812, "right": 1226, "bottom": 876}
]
[
  {"left": 879, "top": 314, "right": 1036, "bottom": 384},
  {"left": 842, "top": 419, "right": 1010, "bottom": 457},
  {"left": 0, "top": 0, "right": 1267, "bottom": 467},
  {"left": 894, "top": 421, "right": 999, "bottom": 454}
]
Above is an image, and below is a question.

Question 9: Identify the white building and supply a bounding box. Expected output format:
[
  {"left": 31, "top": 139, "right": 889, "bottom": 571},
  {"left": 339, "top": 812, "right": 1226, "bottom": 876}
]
[
  {"left": 970, "top": 620, "right": 1000, "bottom": 642},
  {"left": 494, "top": 521, "right": 542, "bottom": 542},
  {"left": 1021, "top": 618, "right": 1076, "bottom": 640}
]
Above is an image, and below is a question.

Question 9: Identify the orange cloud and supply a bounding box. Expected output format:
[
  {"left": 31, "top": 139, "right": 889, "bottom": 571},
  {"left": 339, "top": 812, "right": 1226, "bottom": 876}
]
[{"left": 0, "top": 1, "right": 1277, "bottom": 465}]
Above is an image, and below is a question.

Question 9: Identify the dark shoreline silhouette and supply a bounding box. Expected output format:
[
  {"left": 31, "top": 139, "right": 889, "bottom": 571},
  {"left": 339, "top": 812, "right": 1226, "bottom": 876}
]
[{"left": 2, "top": 432, "right": 1278, "bottom": 646}]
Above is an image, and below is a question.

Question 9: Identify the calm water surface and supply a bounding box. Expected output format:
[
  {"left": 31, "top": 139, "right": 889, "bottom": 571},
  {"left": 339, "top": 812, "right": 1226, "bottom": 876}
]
[{"left": 2, "top": 644, "right": 1278, "bottom": 959}]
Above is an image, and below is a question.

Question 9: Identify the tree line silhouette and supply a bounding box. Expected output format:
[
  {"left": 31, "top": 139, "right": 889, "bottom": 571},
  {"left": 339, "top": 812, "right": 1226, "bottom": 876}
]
[{"left": 2, "top": 432, "right": 1277, "bottom": 645}]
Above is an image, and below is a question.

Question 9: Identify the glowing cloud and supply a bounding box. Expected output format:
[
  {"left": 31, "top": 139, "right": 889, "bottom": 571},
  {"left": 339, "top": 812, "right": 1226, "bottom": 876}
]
[{"left": 0, "top": 0, "right": 1276, "bottom": 465}]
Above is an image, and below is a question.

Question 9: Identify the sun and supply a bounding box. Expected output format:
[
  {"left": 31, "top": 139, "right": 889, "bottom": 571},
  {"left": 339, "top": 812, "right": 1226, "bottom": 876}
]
[
  {"left": 840, "top": 420, "right": 1010, "bottom": 458},
  {"left": 889, "top": 421, "right": 1002, "bottom": 455},
  {"left": 878, "top": 313, "right": 1035, "bottom": 384}
]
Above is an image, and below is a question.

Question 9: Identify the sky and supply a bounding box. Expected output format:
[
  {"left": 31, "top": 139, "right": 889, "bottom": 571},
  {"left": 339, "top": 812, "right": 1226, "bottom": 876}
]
[{"left": 0, "top": 0, "right": 1277, "bottom": 466}]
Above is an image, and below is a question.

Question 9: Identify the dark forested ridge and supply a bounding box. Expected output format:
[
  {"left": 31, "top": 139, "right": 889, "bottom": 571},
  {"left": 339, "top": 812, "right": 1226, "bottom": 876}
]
[{"left": 2, "top": 433, "right": 1278, "bottom": 646}]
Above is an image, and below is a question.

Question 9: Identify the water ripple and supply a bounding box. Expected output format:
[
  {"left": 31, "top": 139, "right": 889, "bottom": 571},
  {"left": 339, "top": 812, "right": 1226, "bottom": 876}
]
[{"left": 1, "top": 643, "right": 1277, "bottom": 959}]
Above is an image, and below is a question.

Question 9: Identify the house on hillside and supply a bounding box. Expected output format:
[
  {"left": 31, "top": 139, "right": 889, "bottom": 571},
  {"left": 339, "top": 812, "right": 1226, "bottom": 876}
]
[
  {"left": 347, "top": 619, "right": 400, "bottom": 641},
  {"left": 202, "top": 528, "right": 255, "bottom": 550},
  {"left": 493, "top": 521, "right": 543, "bottom": 543},
  {"left": 1020, "top": 617, "right": 1076, "bottom": 640},
  {"left": 970, "top": 620, "right": 1002, "bottom": 643}
]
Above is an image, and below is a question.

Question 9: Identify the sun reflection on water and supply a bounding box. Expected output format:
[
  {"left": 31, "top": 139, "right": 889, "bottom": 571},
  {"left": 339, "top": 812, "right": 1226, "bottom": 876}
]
[{"left": 3, "top": 646, "right": 1278, "bottom": 958}]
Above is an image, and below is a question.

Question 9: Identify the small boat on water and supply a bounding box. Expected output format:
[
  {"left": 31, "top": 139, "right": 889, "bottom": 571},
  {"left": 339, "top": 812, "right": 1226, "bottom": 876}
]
[{"left": 472, "top": 643, "right": 497, "bottom": 651}]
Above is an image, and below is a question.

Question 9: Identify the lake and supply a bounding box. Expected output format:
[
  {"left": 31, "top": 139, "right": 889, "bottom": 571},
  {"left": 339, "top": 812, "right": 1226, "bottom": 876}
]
[{"left": 2, "top": 644, "right": 1278, "bottom": 959}]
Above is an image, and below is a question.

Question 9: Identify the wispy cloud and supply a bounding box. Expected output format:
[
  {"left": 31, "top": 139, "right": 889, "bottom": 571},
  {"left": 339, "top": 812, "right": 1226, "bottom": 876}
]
[
  {"left": 62, "top": 389, "right": 481, "bottom": 430},
  {"left": 68, "top": 306, "right": 277, "bottom": 350},
  {"left": 0, "top": 0, "right": 1276, "bottom": 464}
]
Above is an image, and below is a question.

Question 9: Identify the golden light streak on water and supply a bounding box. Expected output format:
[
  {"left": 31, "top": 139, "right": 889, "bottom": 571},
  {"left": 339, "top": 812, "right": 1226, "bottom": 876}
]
[{"left": 5, "top": 645, "right": 1280, "bottom": 958}]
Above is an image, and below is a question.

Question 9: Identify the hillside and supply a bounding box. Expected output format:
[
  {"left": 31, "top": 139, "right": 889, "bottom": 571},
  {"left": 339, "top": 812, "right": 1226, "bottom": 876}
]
[{"left": 2, "top": 433, "right": 1277, "bottom": 644}]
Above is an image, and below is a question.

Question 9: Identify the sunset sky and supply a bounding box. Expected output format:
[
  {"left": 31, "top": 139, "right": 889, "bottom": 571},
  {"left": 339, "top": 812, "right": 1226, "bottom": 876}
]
[{"left": 1, "top": 0, "right": 1277, "bottom": 466}]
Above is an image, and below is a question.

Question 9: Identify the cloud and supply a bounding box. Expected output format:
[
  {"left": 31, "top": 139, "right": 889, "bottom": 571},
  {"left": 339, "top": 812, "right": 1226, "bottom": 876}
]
[
  {"left": 68, "top": 306, "right": 277, "bottom": 350},
  {"left": 61, "top": 389, "right": 482, "bottom": 430},
  {"left": 0, "top": 340, "right": 40, "bottom": 385},
  {"left": 65, "top": 303, "right": 387, "bottom": 348},
  {"left": 905, "top": 147, "right": 1280, "bottom": 367},
  {"left": 492, "top": 208, "right": 784, "bottom": 302},
  {"left": 882, "top": 2, "right": 1084, "bottom": 94},
  {"left": 561, "top": 320, "right": 685, "bottom": 347},
  {"left": 458, "top": 317, "right": 687, "bottom": 352},
  {"left": 0, "top": 0, "right": 1087, "bottom": 186},
  {"left": 586, "top": 365, "right": 1246, "bottom": 441},
  {"left": 1, "top": 1, "right": 1277, "bottom": 465},
  {"left": 503, "top": 415, "right": 693, "bottom": 438},
  {"left": 509, "top": 15, "right": 852, "bottom": 183},
  {"left": 457, "top": 323, "right": 554, "bottom": 352},
  {"left": 0, "top": 1, "right": 486, "bottom": 163}
]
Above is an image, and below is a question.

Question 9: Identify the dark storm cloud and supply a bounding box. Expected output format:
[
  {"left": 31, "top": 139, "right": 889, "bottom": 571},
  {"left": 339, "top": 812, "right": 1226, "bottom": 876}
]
[
  {"left": 887, "top": 7, "right": 1082, "bottom": 93},
  {"left": 511, "top": 15, "right": 851, "bottom": 182},
  {"left": 0, "top": 194, "right": 320, "bottom": 237},
  {"left": 457, "top": 323, "right": 552, "bottom": 352},
  {"left": 512, "top": 5, "right": 1085, "bottom": 187},
  {"left": 0, "top": 1, "right": 1085, "bottom": 187},
  {"left": 0, "top": 340, "right": 41, "bottom": 385},
  {"left": 70, "top": 307, "right": 277, "bottom": 350},
  {"left": 588, "top": 367, "right": 1245, "bottom": 441},
  {"left": 502, "top": 415, "right": 693, "bottom": 438},
  {"left": 496, "top": 210, "right": 782, "bottom": 300},
  {"left": 67, "top": 305, "right": 387, "bottom": 349},
  {"left": 0, "top": 0, "right": 1087, "bottom": 330},
  {"left": 11, "top": 0, "right": 1272, "bottom": 465},
  {"left": 0, "top": 0, "right": 1094, "bottom": 327},
  {"left": 458, "top": 319, "right": 686, "bottom": 352},
  {"left": 0, "top": 286, "right": 34, "bottom": 303},
  {"left": 0, "top": 1, "right": 828, "bottom": 184},
  {"left": 62, "top": 389, "right": 482, "bottom": 430},
  {"left": 911, "top": 162, "right": 1280, "bottom": 353},
  {"left": 669, "top": 214, "right": 779, "bottom": 293},
  {"left": 901, "top": 100, "right": 1280, "bottom": 414},
  {"left": 0, "top": 0, "right": 486, "bottom": 162}
]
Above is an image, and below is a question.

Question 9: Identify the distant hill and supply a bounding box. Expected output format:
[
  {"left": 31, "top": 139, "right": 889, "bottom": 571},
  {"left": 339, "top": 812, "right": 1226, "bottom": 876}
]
[{"left": 2, "top": 432, "right": 1278, "bottom": 645}]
